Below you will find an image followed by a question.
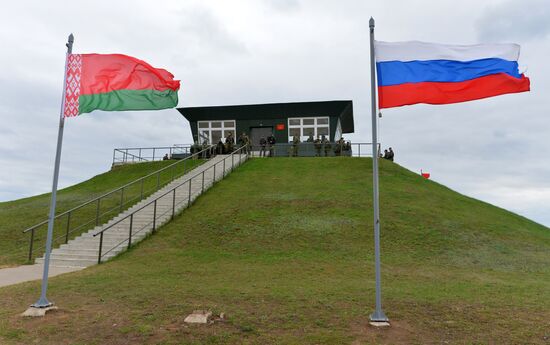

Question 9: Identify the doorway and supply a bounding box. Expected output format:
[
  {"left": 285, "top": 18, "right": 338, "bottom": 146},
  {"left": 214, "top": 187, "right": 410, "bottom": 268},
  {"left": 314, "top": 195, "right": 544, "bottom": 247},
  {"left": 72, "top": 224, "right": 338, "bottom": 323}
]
[{"left": 249, "top": 127, "right": 273, "bottom": 150}]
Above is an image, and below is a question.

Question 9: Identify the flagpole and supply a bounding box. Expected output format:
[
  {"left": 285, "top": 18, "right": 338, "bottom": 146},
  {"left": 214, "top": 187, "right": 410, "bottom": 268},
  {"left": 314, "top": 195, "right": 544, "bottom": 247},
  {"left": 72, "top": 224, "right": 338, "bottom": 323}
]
[
  {"left": 369, "top": 17, "right": 388, "bottom": 323},
  {"left": 31, "top": 33, "right": 74, "bottom": 309}
]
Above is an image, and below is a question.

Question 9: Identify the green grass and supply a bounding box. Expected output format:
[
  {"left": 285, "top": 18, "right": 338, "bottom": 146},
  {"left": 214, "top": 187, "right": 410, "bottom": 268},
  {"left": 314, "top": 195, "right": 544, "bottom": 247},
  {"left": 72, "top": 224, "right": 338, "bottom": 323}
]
[
  {"left": 0, "top": 158, "right": 549, "bottom": 344},
  {"left": 0, "top": 159, "right": 204, "bottom": 267}
]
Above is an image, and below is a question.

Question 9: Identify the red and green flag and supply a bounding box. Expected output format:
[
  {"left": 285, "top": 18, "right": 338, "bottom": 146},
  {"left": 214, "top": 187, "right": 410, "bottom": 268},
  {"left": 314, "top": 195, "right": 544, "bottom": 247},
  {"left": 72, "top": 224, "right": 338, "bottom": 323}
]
[{"left": 63, "top": 54, "right": 180, "bottom": 117}]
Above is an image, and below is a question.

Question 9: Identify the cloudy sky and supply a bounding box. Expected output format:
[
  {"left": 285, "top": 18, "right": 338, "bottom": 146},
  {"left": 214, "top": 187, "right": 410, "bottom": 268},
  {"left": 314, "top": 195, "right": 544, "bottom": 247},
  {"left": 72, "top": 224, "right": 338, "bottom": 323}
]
[{"left": 0, "top": 0, "right": 548, "bottom": 227}]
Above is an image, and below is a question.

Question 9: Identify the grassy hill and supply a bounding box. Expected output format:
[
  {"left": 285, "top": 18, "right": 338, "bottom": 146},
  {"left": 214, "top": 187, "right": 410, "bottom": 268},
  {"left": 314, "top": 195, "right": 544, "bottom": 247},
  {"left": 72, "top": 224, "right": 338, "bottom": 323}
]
[
  {"left": 0, "top": 158, "right": 548, "bottom": 344},
  {"left": 0, "top": 159, "right": 203, "bottom": 267}
]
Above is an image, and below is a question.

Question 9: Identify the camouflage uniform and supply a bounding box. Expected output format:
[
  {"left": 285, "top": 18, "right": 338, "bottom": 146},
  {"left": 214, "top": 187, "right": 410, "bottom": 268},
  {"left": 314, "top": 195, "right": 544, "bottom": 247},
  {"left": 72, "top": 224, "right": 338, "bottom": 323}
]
[{"left": 314, "top": 137, "right": 322, "bottom": 157}]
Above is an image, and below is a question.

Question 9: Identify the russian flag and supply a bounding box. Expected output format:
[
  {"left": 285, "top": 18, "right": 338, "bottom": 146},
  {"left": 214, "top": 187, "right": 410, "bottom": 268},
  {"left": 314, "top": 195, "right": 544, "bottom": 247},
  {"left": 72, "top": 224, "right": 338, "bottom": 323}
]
[{"left": 375, "top": 41, "right": 530, "bottom": 109}]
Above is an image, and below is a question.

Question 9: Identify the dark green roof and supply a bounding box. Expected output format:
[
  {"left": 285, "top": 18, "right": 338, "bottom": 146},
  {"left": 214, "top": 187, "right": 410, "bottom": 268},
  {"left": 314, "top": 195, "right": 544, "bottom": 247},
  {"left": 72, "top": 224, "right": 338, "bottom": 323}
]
[{"left": 177, "top": 100, "right": 354, "bottom": 133}]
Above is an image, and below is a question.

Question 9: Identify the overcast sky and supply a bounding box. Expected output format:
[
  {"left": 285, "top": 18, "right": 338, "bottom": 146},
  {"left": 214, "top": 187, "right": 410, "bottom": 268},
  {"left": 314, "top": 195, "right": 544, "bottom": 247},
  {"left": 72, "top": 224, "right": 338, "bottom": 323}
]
[{"left": 0, "top": 0, "right": 548, "bottom": 227}]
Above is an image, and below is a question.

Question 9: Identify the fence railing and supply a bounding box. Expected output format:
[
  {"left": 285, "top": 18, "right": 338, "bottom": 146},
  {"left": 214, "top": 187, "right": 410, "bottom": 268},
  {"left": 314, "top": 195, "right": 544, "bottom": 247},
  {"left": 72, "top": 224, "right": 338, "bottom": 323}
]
[
  {"left": 22, "top": 145, "right": 217, "bottom": 262},
  {"left": 93, "top": 145, "right": 250, "bottom": 264},
  {"left": 247, "top": 142, "right": 379, "bottom": 157},
  {"left": 113, "top": 144, "right": 193, "bottom": 165}
]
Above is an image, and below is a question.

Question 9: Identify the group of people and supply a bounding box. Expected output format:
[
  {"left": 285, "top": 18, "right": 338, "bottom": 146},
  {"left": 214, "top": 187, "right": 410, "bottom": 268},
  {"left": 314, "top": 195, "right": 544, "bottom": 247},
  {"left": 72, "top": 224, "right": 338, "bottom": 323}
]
[
  {"left": 289, "top": 135, "right": 351, "bottom": 157},
  {"left": 381, "top": 147, "right": 394, "bottom": 161},
  {"left": 258, "top": 134, "right": 277, "bottom": 157}
]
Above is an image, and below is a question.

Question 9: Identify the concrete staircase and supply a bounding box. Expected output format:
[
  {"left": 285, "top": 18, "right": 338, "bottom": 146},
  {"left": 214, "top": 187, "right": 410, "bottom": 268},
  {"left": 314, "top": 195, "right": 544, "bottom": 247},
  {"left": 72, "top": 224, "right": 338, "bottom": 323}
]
[{"left": 35, "top": 153, "right": 248, "bottom": 268}]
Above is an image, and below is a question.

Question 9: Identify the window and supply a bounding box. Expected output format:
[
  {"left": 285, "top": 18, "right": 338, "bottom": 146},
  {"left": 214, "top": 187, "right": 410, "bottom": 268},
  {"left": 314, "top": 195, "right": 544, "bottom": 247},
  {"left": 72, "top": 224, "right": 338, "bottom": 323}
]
[
  {"left": 287, "top": 116, "right": 330, "bottom": 142},
  {"left": 197, "top": 120, "right": 236, "bottom": 144}
]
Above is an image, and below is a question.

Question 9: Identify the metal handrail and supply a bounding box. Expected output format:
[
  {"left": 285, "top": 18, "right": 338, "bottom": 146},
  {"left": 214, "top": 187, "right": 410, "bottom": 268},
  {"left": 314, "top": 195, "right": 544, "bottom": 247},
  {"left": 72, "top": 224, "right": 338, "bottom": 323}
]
[
  {"left": 113, "top": 149, "right": 149, "bottom": 162},
  {"left": 22, "top": 145, "right": 215, "bottom": 234},
  {"left": 112, "top": 144, "right": 193, "bottom": 164},
  {"left": 93, "top": 145, "right": 249, "bottom": 264}
]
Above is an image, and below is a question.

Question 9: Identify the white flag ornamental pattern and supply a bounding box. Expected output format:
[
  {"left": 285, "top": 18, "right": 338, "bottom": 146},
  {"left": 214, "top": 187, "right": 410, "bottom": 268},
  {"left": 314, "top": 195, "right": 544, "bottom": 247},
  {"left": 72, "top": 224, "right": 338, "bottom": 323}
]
[{"left": 64, "top": 54, "right": 82, "bottom": 117}]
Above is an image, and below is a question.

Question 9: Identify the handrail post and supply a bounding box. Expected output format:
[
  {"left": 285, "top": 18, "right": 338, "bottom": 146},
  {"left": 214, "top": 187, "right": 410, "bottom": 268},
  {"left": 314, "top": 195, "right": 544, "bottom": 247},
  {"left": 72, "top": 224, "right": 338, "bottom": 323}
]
[
  {"left": 202, "top": 171, "right": 205, "bottom": 193},
  {"left": 231, "top": 153, "right": 234, "bottom": 172},
  {"left": 359, "top": 144, "right": 361, "bottom": 157},
  {"left": 157, "top": 172, "right": 160, "bottom": 189},
  {"left": 95, "top": 199, "right": 100, "bottom": 226},
  {"left": 128, "top": 214, "right": 133, "bottom": 249},
  {"left": 188, "top": 179, "right": 192, "bottom": 206},
  {"left": 172, "top": 189, "right": 176, "bottom": 219},
  {"left": 223, "top": 158, "right": 226, "bottom": 177},
  {"left": 120, "top": 187, "right": 124, "bottom": 212},
  {"left": 98, "top": 232, "right": 104, "bottom": 264},
  {"left": 152, "top": 148, "right": 156, "bottom": 161},
  {"left": 213, "top": 163, "right": 216, "bottom": 182},
  {"left": 139, "top": 148, "right": 142, "bottom": 161},
  {"left": 65, "top": 212, "right": 71, "bottom": 244},
  {"left": 153, "top": 200, "right": 157, "bottom": 233},
  {"left": 141, "top": 179, "right": 144, "bottom": 200},
  {"left": 28, "top": 228, "right": 35, "bottom": 262}
]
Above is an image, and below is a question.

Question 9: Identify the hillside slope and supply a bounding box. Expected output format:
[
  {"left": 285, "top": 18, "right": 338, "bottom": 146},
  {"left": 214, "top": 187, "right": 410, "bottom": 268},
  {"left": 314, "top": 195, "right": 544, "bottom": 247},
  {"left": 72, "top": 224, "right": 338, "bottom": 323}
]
[
  {"left": 0, "top": 159, "right": 202, "bottom": 267},
  {"left": 0, "top": 158, "right": 548, "bottom": 344}
]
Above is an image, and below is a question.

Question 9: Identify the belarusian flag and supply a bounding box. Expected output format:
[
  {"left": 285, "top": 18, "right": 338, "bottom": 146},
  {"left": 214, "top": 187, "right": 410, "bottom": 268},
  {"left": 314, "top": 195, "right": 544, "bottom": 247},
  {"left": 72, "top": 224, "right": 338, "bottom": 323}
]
[{"left": 63, "top": 54, "right": 180, "bottom": 117}]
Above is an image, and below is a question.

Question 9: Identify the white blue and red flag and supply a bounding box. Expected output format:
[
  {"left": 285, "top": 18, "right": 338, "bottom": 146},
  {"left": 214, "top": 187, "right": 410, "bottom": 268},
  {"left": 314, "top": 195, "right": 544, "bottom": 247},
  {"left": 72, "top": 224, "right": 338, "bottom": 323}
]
[{"left": 375, "top": 41, "right": 530, "bottom": 109}]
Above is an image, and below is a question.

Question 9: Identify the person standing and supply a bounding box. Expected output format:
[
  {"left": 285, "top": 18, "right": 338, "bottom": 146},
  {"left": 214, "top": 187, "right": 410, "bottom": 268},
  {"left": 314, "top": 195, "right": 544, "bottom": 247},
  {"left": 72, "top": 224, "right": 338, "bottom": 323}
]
[
  {"left": 225, "top": 132, "right": 235, "bottom": 152},
  {"left": 322, "top": 135, "right": 331, "bottom": 157},
  {"left": 292, "top": 135, "right": 300, "bottom": 157},
  {"left": 388, "top": 147, "right": 394, "bottom": 161},
  {"left": 267, "top": 133, "right": 276, "bottom": 157},
  {"left": 314, "top": 136, "right": 322, "bottom": 157},
  {"left": 259, "top": 137, "right": 267, "bottom": 157}
]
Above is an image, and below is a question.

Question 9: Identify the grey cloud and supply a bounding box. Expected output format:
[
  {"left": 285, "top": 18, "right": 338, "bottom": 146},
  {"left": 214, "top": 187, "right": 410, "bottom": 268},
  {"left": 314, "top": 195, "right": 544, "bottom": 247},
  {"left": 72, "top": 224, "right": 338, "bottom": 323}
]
[
  {"left": 177, "top": 7, "right": 248, "bottom": 60},
  {"left": 476, "top": 0, "right": 550, "bottom": 42},
  {"left": 263, "top": 0, "right": 301, "bottom": 12}
]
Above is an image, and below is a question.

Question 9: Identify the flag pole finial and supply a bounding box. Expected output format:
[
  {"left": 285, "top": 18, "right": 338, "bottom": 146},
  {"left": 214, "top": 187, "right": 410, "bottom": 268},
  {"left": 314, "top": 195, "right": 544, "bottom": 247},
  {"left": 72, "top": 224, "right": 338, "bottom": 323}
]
[
  {"left": 369, "top": 17, "right": 375, "bottom": 28},
  {"left": 67, "top": 34, "right": 74, "bottom": 49}
]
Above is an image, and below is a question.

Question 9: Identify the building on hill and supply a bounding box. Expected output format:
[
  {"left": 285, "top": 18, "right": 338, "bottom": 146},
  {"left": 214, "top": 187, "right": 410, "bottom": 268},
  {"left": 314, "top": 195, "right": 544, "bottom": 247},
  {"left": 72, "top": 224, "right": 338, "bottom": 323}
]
[{"left": 177, "top": 100, "right": 354, "bottom": 147}]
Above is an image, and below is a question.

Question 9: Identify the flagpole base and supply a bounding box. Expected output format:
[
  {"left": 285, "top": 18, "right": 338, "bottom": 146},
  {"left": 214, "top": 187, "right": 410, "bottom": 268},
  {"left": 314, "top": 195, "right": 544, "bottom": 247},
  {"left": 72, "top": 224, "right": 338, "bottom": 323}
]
[
  {"left": 21, "top": 305, "right": 57, "bottom": 318},
  {"left": 369, "top": 310, "right": 389, "bottom": 323}
]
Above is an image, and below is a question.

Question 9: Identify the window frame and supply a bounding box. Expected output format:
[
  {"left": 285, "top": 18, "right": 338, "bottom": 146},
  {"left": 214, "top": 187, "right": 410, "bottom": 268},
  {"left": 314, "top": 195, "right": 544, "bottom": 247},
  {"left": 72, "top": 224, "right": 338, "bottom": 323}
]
[
  {"left": 197, "top": 120, "right": 236, "bottom": 144},
  {"left": 287, "top": 116, "right": 330, "bottom": 142}
]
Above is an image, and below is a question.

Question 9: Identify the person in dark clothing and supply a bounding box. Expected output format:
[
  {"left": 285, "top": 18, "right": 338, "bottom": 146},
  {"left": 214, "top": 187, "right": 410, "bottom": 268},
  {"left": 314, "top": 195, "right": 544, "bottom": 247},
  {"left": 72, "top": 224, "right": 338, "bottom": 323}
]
[
  {"left": 217, "top": 140, "right": 224, "bottom": 154},
  {"left": 259, "top": 137, "right": 267, "bottom": 157},
  {"left": 314, "top": 136, "right": 322, "bottom": 157},
  {"left": 225, "top": 133, "right": 235, "bottom": 152},
  {"left": 163, "top": 154, "right": 169, "bottom": 160},
  {"left": 267, "top": 134, "right": 276, "bottom": 157},
  {"left": 382, "top": 149, "right": 389, "bottom": 159},
  {"left": 322, "top": 135, "right": 331, "bottom": 157},
  {"left": 388, "top": 147, "right": 394, "bottom": 161}
]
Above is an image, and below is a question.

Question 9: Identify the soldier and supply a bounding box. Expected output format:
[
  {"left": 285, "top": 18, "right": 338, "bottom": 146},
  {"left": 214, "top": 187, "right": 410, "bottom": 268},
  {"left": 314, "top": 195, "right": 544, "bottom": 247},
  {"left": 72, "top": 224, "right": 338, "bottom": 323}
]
[
  {"left": 388, "top": 147, "right": 394, "bottom": 161},
  {"left": 244, "top": 133, "right": 251, "bottom": 154},
  {"left": 259, "top": 137, "right": 267, "bottom": 157},
  {"left": 322, "top": 135, "right": 331, "bottom": 157},
  {"left": 306, "top": 134, "right": 314, "bottom": 143},
  {"left": 225, "top": 132, "right": 235, "bottom": 152},
  {"left": 314, "top": 136, "right": 322, "bottom": 157},
  {"left": 217, "top": 139, "right": 224, "bottom": 154},
  {"left": 267, "top": 133, "right": 276, "bottom": 157},
  {"left": 292, "top": 135, "right": 300, "bottom": 157}
]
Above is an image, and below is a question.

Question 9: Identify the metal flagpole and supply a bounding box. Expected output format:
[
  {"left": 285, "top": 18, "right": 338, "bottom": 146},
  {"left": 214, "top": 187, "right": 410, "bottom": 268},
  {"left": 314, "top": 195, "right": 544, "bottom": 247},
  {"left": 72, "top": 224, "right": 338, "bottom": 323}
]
[
  {"left": 31, "top": 33, "right": 74, "bottom": 309},
  {"left": 369, "top": 17, "right": 388, "bottom": 322}
]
